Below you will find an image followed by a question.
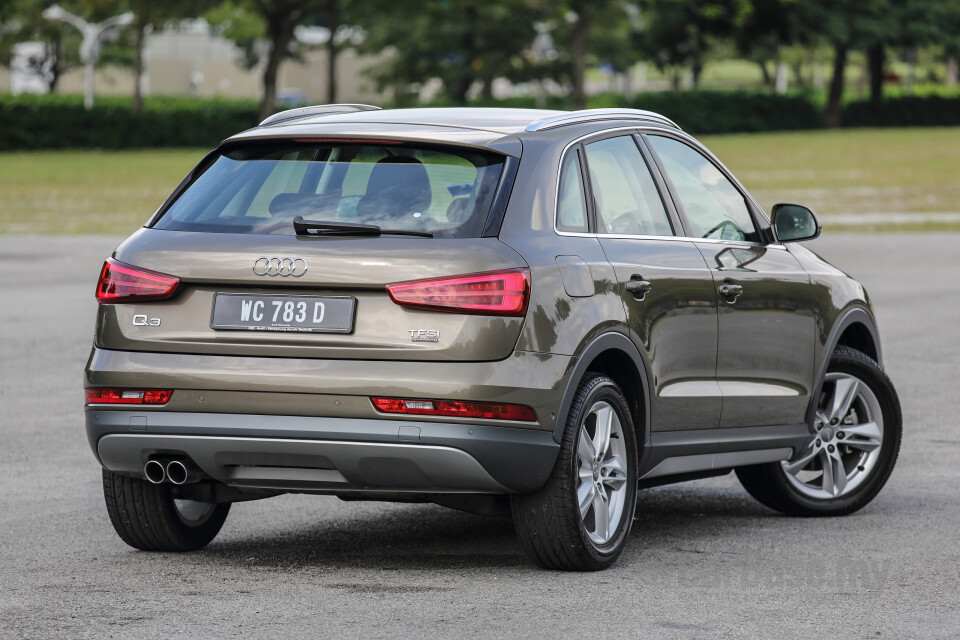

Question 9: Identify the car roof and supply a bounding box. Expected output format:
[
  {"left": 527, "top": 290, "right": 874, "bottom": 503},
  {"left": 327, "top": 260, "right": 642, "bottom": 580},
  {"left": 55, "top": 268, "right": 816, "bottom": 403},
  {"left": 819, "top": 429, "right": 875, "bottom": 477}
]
[
  {"left": 292, "top": 107, "right": 567, "bottom": 134},
  {"left": 257, "top": 105, "right": 680, "bottom": 135},
  {"left": 226, "top": 106, "right": 681, "bottom": 157}
]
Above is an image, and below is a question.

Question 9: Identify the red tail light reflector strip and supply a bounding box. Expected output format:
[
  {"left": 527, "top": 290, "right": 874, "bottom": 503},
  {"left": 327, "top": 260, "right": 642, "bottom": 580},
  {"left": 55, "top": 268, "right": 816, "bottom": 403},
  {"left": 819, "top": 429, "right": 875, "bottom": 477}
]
[
  {"left": 386, "top": 268, "right": 530, "bottom": 316},
  {"left": 96, "top": 258, "right": 180, "bottom": 303},
  {"left": 293, "top": 138, "right": 403, "bottom": 144},
  {"left": 85, "top": 388, "right": 173, "bottom": 405},
  {"left": 371, "top": 397, "right": 537, "bottom": 422}
]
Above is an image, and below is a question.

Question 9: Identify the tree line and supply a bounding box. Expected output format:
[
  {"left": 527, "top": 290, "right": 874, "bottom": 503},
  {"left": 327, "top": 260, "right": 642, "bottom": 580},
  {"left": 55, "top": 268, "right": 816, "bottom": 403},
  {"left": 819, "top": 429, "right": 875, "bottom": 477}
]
[{"left": 2, "top": 0, "right": 959, "bottom": 125}]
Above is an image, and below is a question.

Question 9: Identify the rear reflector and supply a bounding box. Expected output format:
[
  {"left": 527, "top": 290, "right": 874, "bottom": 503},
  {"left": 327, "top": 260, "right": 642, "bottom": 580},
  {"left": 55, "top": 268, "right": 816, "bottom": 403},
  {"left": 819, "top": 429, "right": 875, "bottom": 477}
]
[
  {"left": 96, "top": 258, "right": 180, "bottom": 303},
  {"left": 85, "top": 388, "right": 173, "bottom": 405},
  {"left": 386, "top": 268, "right": 530, "bottom": 316},
  {"left": 371, "top": 397, "right": 537, "bottom": 422}
]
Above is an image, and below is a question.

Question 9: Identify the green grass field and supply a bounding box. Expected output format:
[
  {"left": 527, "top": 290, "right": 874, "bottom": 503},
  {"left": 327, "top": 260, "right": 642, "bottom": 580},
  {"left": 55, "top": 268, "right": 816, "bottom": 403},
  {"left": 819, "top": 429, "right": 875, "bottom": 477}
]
[
  {"left": 704, "top": 127, "right": 960, "bottom": 231},
  {"left": 1, "top": 128, "right": 958, "bottom": 235}
]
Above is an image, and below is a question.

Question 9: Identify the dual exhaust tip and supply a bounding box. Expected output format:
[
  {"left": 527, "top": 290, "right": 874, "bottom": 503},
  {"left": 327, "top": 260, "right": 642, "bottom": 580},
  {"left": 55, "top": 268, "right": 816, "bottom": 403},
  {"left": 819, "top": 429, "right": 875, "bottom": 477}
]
[{"left": 144, "top": 458, "right": 194, "bottom": 485}]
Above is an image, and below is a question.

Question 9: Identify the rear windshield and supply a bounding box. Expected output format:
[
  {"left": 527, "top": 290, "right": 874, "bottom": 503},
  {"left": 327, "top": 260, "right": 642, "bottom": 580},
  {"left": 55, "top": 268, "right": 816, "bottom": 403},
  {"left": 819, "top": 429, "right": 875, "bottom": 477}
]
[{"left": 152, "top": 142, "right": 506, "bottom": 237}]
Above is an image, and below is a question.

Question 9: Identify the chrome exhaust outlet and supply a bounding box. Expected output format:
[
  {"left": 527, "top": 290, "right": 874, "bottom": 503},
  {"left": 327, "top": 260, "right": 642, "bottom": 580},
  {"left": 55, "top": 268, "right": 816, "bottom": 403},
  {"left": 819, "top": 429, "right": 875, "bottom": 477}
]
[
  {"left": 166, "top": 459, "right": 190, "bottom": 485},
  {"left": 144, "top": 459, "right": 166, "bottom": 484}
]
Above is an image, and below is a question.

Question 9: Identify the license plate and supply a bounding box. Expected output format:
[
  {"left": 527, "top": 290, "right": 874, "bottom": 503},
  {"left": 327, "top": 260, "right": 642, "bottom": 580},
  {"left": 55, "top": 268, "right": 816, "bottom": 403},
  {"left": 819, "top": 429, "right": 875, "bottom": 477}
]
[{"left": 211, "top": 294, "right": 355, "bottom": 333}]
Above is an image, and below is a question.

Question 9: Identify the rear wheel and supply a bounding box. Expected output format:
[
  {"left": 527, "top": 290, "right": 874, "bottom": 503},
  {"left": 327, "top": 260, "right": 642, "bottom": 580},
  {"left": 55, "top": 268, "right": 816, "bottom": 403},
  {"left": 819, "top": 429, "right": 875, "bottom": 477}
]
[
  {"left": 512, "top": 374, "right": 638, "bottom": 570},
  {"left": 102, "top": 469, "right": 230, "bottom": 551},
  {"left": 736, "top": 347, "right": 901, "bottom": 516}
]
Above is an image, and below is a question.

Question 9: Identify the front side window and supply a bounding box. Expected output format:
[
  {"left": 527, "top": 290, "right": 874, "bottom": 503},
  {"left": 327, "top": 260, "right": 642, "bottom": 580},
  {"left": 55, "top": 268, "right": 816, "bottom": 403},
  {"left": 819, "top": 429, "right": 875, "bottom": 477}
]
[
  {"left": 647, "top": 135, "right": 758, "bottom": 242},
  {"left": 153, "top": 142, "right": 505, "bottom": 237},
  {"left": 583, "top": 136, "right": 673, "bottom": 236}
]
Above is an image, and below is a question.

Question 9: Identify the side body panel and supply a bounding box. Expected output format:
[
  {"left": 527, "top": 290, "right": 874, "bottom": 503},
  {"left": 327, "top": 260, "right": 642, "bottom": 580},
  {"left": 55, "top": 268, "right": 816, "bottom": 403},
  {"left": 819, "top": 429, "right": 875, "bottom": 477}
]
[
  {"left": 694, "top": 241, "right": 816, "bottom": 427},
  {"left": 786, "top": 242, "right": 882, "bottom": 422},
  {"left": 598, "top": 237, "right": 721, "bottom": 431}
]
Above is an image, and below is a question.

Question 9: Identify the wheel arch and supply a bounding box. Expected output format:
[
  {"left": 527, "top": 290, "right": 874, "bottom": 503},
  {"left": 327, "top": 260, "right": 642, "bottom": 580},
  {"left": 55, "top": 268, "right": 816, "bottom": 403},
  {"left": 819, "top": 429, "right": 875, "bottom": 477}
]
[
  {"left": 835, "top": 320, "right": 880, "bottom": 364},
  {"left": 553, "top": 332, "right": 652, "bottom": 455},
  {"left": 806, "top": 306, "right": 883, "bottom": 424}
]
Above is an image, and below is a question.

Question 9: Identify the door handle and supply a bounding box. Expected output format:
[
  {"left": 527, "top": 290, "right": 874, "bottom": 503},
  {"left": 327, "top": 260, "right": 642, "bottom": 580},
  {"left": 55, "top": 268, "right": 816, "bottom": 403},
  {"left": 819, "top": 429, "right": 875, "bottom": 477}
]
[
  {"left": 718, "top": 282, "right": 743, "bottom": 301},
  {"left": 625, "top": 278, "right": 653, "bottom": 300}
]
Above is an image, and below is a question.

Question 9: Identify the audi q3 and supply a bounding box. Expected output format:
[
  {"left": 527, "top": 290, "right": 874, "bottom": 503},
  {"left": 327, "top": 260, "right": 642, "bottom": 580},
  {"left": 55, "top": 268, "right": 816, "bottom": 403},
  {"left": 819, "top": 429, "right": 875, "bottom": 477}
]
[{"left": 85, "top": 106, "right": 901, "bottom": 570}]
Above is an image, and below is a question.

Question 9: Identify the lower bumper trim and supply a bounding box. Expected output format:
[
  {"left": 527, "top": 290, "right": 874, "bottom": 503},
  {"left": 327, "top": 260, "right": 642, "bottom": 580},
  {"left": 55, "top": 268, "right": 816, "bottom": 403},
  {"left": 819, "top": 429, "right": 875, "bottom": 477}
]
[{"left": 98, "top": 434, "right": 511, "bottom": 494}]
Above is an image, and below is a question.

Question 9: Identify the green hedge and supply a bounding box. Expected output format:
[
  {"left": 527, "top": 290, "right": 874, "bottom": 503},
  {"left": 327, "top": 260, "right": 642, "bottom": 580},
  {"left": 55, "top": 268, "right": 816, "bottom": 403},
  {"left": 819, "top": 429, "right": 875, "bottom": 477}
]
[
  {"left": 842, "top": 96, "right": 960, "bottom": 127},
  {"left": 3, "top": 91, "right": 959, "bottom": 150},
  {"left": 423, "top": 91, "right": 823, "bottom": 134},
  {"left": 0, "top": 94, "right": 260, "bottom": 150},
  {"left": 619, "top": 91, "right": 823, "bottom": 134}
]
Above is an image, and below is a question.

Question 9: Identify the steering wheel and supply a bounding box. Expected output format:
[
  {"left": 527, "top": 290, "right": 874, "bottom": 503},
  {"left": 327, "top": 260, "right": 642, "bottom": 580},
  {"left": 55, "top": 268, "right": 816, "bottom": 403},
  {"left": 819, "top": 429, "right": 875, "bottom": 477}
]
[
  {"left": 608, "top": 212, "right": 645, "bottom": 235},
  {"left": 704, "top": 218, "right": 742, "bottom": 240}
]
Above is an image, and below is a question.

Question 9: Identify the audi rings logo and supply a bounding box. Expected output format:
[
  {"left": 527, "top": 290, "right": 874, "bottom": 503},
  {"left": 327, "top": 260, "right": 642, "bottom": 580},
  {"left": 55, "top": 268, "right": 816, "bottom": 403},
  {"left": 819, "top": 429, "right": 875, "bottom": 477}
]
[{"left": 252, "top": 256, "right": 308, "bottom": 277}]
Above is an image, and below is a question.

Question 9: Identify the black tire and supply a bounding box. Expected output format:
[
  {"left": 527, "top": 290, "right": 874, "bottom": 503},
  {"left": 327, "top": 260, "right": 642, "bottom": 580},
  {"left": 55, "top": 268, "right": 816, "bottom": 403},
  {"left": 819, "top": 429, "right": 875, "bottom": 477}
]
[
  {"left": 512, "top": 374, "right": 638, "bottom": 571},
  {"left": 736, "top": 346, "right": 901, "bottom": 517},
  {"left": 102, "top": 469, "right": 230, "bottom": 551}
]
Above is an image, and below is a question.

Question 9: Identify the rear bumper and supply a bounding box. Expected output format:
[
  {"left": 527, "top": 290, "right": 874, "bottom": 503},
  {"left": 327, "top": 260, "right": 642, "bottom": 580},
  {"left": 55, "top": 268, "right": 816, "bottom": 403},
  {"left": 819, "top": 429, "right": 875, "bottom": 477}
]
[
  {"left": 84, "top": 346, "right": 573, "bottom": 431},
  {"left": 87, "top": 410, "right": 559, "bottom": 494}
]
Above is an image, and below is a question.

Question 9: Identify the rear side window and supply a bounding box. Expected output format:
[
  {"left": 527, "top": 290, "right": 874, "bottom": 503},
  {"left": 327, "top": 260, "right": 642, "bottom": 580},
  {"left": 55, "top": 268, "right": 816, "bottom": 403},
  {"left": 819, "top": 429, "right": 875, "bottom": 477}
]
[
  {"left": 557, "top": 150, "right": 589, "bottom": 233},
  {"left": 152, "top": 143, "right": 506, "bottom": 237},
  {"left": 583, "top": 136, "right": 673, "bottom": 236}
]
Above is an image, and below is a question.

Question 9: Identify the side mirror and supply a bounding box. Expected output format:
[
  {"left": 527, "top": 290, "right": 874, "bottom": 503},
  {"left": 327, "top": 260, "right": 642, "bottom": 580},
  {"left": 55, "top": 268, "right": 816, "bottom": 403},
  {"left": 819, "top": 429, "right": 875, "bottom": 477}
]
[{"left": 771, "top": 203, "right": 821, "bottom": 243}]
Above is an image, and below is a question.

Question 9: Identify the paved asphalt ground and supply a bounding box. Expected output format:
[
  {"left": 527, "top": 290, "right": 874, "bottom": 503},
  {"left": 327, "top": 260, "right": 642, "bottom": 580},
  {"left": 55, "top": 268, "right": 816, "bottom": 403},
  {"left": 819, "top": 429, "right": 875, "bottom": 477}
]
[{"left": 1, "top": 233, "right": 958, "bottom": 639}]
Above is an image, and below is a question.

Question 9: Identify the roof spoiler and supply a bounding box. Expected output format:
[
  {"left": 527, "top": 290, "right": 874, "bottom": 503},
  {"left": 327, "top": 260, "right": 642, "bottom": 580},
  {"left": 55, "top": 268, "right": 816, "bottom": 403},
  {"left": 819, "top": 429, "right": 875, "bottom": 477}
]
[{"left": 259, "top": 104, "right": 381, "bottom": 127}]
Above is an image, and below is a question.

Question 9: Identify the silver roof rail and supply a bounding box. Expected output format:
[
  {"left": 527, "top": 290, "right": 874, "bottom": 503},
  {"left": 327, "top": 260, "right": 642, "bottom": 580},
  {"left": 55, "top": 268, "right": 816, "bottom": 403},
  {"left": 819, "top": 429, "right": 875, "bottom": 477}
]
[
  {"left": 525, "top": 108, "right": 680, "bottom": 132},
  {"left": 259, "top": 103, "right": 381, "bottom": 127}
]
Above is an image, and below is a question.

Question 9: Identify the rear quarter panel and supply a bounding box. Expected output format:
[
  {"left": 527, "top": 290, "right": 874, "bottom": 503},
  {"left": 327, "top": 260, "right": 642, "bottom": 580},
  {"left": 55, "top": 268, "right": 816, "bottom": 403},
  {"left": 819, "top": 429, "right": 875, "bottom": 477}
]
[{"left": 497, "top": 132, "right": 627, "bottom": 358}]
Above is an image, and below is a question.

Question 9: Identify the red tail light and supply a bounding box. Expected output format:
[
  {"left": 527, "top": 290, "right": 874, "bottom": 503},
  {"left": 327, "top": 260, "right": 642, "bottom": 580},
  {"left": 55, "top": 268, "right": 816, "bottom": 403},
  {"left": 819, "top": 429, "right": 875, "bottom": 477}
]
[
  {"left": 386, "top": 268, "right": 530, "bottom": 316},
  {"left": 96, "top": 258, "right": 180, "bottom": 303},
  {"left": 85, "top": 388, "right": 173, "bottom": 405},
  {"left": 371, "top": 397, "right": 537, "bottom": 422},
  {"left": 293, "top": 138, "right": 403, "bottom": 144}
]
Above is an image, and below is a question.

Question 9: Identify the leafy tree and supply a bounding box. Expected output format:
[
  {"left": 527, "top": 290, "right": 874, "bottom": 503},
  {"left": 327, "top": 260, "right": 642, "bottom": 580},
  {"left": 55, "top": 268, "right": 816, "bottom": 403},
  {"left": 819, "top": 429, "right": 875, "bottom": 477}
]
[
  {"left": 636, "top": 0, "right": 750, "bottom": 90},
  {"left": 559, "top": 0, "right": 603, "bottom": 109},
  {"left": 209, "top": 0, "right": 371, "bottom": 117},
  {"left": 878, "top": 0, "right": 957, "bottom": 99},
  {"left": 546, "top": 0, "right": 629, "bottom": 108},
  {"left": 946, "top": 2, "right": 960, "bottom": 85},
  {"left": 125, "top": 0, "right": 217, "bottom": 113},
  {"left": 733, "top": 0, "right": 802, "bottom": 87},
  {"left": 1, "top": 0, "right": 145, "bottom": 94},
  {"left": 0, "top": 0, "right": 84, "bottom": 92},
  {"left": 361, "top": 0, "right": 540, "bottom": 105},
  {"left": 793, "top": 0, "right": 892, "bottom": 126},
  {"left": 320, "top": 0, "right": 340, "bottom": 103},
  {"left": 209, "top": 0, "right": 336, "bottom": 119}
]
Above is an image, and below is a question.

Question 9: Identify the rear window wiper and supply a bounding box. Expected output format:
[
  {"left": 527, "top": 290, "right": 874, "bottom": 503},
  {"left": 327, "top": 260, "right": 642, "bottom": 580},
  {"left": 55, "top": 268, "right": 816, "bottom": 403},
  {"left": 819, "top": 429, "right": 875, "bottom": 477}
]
[{"left": 293, "top": 216, "right": 433, "bottom": 238}]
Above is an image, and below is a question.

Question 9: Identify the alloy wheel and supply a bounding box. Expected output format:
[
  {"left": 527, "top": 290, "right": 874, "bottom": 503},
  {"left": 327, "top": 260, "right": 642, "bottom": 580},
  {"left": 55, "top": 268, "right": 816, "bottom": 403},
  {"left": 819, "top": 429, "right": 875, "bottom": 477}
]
[
  {"left": 576, "top": 400, "right": 630, "bottom": 545},
  {"left": 782, "top": 372, "right": 884, "bottom": 499}
]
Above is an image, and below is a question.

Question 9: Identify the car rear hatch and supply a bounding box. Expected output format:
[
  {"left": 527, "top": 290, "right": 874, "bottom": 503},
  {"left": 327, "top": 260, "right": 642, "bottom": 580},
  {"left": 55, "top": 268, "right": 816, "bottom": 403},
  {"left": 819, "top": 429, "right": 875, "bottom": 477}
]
[{"left": 95, "top": 137, "right": 527, "bottom": 362}]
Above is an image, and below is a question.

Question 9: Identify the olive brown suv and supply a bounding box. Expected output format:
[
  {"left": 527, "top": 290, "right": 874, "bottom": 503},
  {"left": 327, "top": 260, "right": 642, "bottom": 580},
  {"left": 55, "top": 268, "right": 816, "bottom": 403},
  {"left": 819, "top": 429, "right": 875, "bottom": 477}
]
[{"left": 85, "top": 106, "right": 901, "bottom": 570}]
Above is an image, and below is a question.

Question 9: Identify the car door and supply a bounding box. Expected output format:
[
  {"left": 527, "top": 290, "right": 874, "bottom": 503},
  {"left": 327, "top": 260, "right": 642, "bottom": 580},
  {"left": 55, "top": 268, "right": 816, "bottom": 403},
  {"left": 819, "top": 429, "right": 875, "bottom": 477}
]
[
  {"left": 579, "top": 133, "right": 722, "bottom": 433},
  {"left": 644, "top": 133, "right": 816, "bottom": 429}
]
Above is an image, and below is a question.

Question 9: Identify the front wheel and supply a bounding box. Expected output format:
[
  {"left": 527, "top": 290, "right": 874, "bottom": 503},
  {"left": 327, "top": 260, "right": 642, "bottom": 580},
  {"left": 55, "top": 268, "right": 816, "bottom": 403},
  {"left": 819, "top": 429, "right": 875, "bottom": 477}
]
[
  {"left": 736, "top": 346, "right": 902, "bottom": 516},
  {"left": 512, "top": 374, "right": 638, "bottom": 570},
  {"left": 102, "top": 469, "right": 230, "bottom": 551}
]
